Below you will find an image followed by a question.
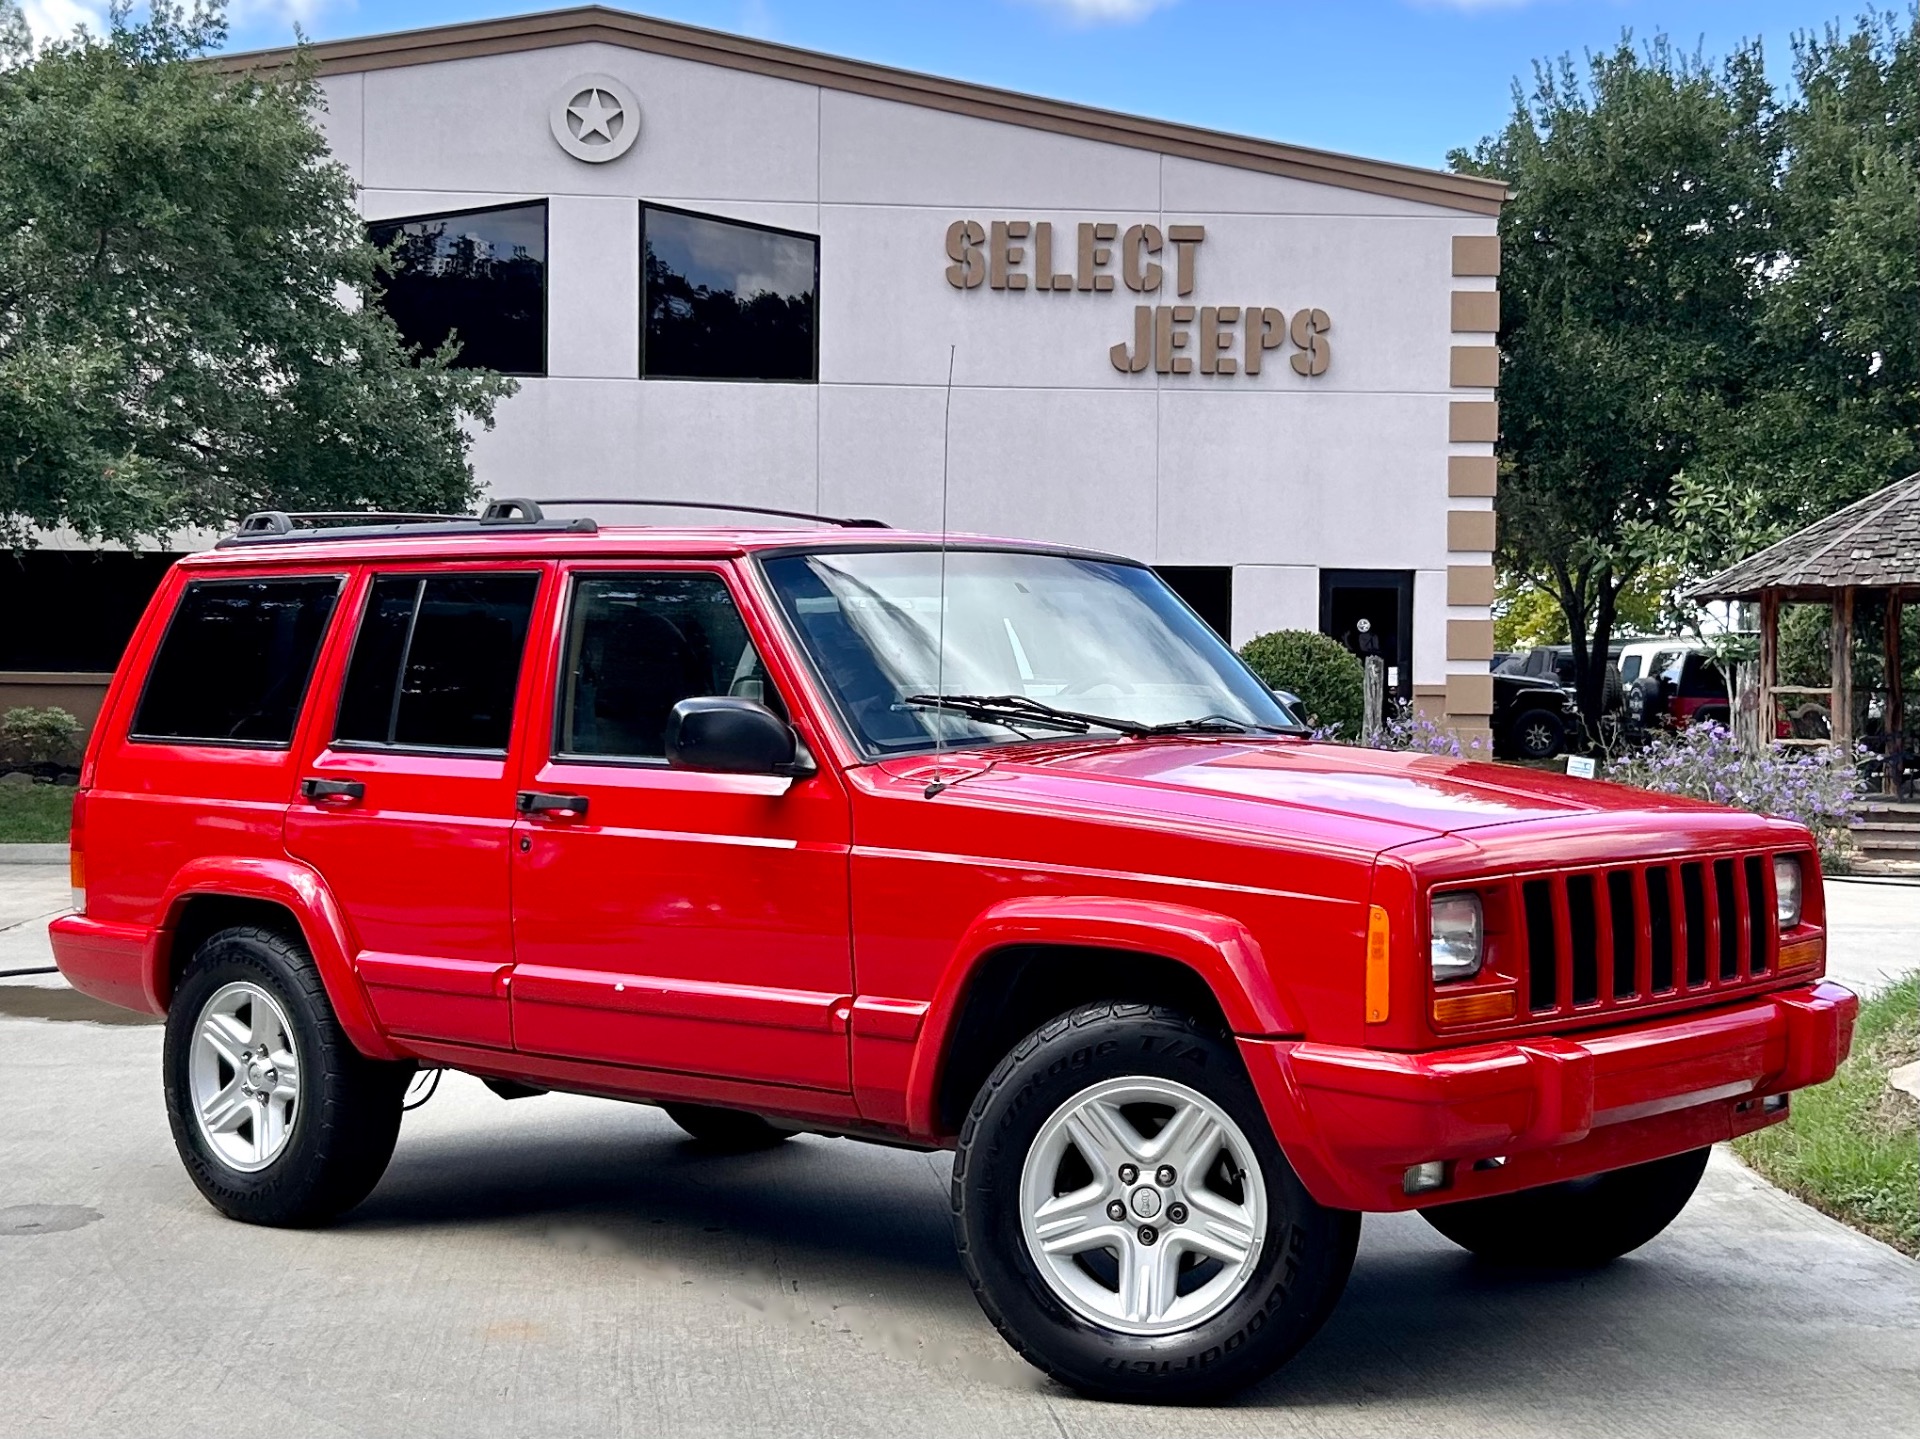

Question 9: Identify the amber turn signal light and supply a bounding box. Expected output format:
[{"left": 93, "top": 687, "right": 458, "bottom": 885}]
[
  {"left": 1777, "top": 935, "right": 1823, "bottom": 972},
  {"left": 1431, "top": 989, "right": 1517, "bottom": 1026}
]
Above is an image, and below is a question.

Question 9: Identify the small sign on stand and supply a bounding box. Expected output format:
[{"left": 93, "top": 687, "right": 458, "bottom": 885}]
[{"left": 1565, "top": 755, "right": 1597, "bottom": 780}]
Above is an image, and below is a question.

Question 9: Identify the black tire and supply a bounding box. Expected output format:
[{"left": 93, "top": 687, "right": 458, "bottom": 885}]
[
  {"left": 952, "top": 1002, "right": 1360, "bottom": 1403},
  {"left": 1420, "top": 1147, "right": 1710, "bottom": 1267},
  {"left": 1509, "top": 707, "right": 1566, "bottom": 761},
  {"left": 662, "top": 1104, "right": 796, "bottom": 1152},
  {"left": 164, "top": 926, "right": 412, "bottom": 1227},
  {"left": 1627, "top": 676, "right": 1665, "bottom": 729}
]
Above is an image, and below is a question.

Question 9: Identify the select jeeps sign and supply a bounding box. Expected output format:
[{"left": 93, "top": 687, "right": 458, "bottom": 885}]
[{"left": 943, "top": 219, "right": 1330, "bottom": 378}]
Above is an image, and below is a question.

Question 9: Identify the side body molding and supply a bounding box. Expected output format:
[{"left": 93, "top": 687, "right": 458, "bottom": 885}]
[
  {"left": 902, "top": 895, "right": 1303, "bottom": 1137},
  {"left": 149, "top": 856, "right": 399, "bottom": 1061}
]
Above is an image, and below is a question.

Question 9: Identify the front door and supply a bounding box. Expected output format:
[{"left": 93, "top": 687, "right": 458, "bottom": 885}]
[
  {"left": 1320, "top": 568, "right": 1415, "bottom": 702},
  {"left": 507, "top": 564, "right": 854, "bottom": 1092},
  {"left": 285, "top": 565, "right": 549, "bottom": 1050}
]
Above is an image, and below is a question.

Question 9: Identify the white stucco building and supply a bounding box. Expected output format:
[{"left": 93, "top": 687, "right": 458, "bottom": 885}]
[{"left": 0, "top": 6, "right": 1508, "bottom": 738}]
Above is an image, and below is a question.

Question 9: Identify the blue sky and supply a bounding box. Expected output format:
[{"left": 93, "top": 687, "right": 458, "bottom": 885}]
[{"left": 24, "top": 0, "right": 1877, "bottom": 168}]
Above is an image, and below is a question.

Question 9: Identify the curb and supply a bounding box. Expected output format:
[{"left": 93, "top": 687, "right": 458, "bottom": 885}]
[{"left": 0, "top": 844, "right": 67, "bottom": 866}]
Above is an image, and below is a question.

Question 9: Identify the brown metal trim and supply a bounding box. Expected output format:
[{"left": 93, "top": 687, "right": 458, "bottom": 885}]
[{"left": 211, "top": 7, "right": 1509, "bottom": 216}]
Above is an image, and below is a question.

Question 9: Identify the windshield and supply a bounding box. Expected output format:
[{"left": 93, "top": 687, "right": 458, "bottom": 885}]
[{"left": 761, "top": 547, "right": 1294, "bottom": 755}]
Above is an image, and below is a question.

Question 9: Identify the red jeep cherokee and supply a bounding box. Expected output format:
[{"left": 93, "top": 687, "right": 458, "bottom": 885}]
[{"left": 52, "top": 501, "right": 1856, "bottom": 1402}]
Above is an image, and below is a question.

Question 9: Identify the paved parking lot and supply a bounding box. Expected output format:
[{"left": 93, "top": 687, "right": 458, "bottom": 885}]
[{"left": 2, "top": 857, "right": 1916, "bottom": 1438}]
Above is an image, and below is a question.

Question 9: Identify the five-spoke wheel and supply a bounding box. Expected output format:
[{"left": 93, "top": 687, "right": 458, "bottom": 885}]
[{"left": 188, "top": 981, "right": 302, "bottom": 1172}]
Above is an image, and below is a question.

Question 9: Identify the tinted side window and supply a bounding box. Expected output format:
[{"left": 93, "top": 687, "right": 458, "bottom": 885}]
[
  {"left": 1620, "top": 655, "right": 1643, "bottom": 682},
  {"left": 133, "top": 577, "right": 340, "bottom": 745},
  {"left": 559, "top": 573, "right": 782, "bottom": 760},
  {"left": 367, "top": 202, "right": 547, "bottom": 375},
  {"left": 335, "top": 574, "right": 539, "bottom": 753},
  {"left": 642, "top": 206, "right": 817, "bottom": 382}
]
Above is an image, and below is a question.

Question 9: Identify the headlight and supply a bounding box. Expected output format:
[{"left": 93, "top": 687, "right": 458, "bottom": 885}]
[
  {"left": 1773, "top": 855, "right": 1803, "bottom": 930},
  {"left": 1430, "top": 893, "right": 1484, "bottom": 983}
]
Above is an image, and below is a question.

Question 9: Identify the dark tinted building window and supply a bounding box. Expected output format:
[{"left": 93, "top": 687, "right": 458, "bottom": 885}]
[
  {"left": 368, "top": 202, "right": 547, "bottom": 375},
  {"left": 1154, "top": 566, "right": 1233, "bottom": 642},
  {"left": 335, "top": 574, "right": 539, "bottom": 753},
  {"left": 133, "top": 577, "right": 341, "bottom": 745},
  {"left": 0, "top": 551, "right": 178, "bottom": 671},
  {"left": 642, "top": 206, "right": 817, "bottom": 382},
  {"left": 559, "top": 573, "right": 782, "bottom": 760}
]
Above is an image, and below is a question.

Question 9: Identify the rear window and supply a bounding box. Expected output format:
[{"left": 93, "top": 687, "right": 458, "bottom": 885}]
[
  {"left": 132, "top": 576, "right": 342, "bottom": 746},
  {"left": 334, "top": 573, "right": 540, "bottom": 753}
]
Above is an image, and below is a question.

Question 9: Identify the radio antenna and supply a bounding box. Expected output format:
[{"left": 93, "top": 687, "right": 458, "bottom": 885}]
[{"left": 926, "top": 344, "right": 957, "bottom": 798}]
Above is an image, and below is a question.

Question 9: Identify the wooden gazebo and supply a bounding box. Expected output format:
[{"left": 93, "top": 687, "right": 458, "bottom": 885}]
[{"left": 1692, "top": 470, "right": 1918, "bottom": 794}]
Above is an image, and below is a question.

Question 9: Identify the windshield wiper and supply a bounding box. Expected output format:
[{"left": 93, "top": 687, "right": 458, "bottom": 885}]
[
  {"left": 1140, "top": 713, "right": 1307, "bottom": 737},
  {"left": 902, "top": 693, "right": 1155, "bottom": 737}
]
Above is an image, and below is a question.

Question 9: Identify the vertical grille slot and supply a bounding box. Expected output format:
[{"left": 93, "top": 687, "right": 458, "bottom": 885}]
[
  {"left": 1523, "top": 878, "right": 1559, "bottom": 1012},
  {"left": 1714, "top": 859, "right": 1741, "bottom": 980},
  {"left": 1744, "top": 855, "right": 1769, "bottom": 975},
  {"left": 1607, "top": 871, "right": 1638, "bottom": 998},
  {"left": 1566, "top": 873, "right": 1599, "bottom": 1005},
  {"left": 1647, "top": 867, "right": 1675, "bottom": 993},
  {"left": 1680, "top": 862, "right": 1708, "bottom": 988}
]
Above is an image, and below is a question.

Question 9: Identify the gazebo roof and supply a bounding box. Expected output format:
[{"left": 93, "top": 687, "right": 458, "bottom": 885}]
[{"left": 1691, "top": 470, "right": 1920, "bottom": 600}]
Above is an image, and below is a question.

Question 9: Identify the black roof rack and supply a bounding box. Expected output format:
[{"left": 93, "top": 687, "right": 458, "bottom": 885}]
[
  {"left": 532, "top": 498, "right": 890, "bottom": 529},
  {"left": 217, "top": 496, "right": 888, "bottom": 548}
]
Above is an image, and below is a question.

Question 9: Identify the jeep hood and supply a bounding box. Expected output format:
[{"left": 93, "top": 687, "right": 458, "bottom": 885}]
[{"left": 893, "top": 738, "right": 1745, "bottom": 853}]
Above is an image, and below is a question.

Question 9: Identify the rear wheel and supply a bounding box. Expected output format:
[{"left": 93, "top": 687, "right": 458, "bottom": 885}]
[
  {"left": 1510, "top": 707, "right": 1566, "bottom": 760},
  {"left": 663, "top": 1104, "right": 795, "bottom": 1152},
  {"left": 953, "top": 1003, "right": 1359, "bottom": 1403},
  {"left": 1420, "top": 1147, "right": 1710, "bottom": 1267},
  {"left": 164, "top": 926, "right": 412, "bottom": 1227}
]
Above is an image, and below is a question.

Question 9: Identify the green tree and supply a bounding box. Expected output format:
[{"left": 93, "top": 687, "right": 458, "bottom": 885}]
[
  {"left": 1450, "top": 37, "right": 1780, "bottom": 733},
  {"left": 0, "top": 1, "right": 513, "bottom": 547}
]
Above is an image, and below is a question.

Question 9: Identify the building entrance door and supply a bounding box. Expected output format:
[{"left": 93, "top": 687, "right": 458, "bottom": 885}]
[{"left": 1319, "top": 569, "right": 1414, "bottom": 702}]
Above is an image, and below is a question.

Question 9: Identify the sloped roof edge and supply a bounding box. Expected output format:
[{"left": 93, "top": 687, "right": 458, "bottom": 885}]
[
  {"left": 1691, "top": 470, "right": 1920, "bottom": 600},
  {"left": 212, "top": 5, "right": 1508, "bottom": 216}
]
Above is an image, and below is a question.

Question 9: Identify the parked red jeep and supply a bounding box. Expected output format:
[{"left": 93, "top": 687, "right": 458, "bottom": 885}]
[{"left": 53, "top": 502, "right": 1855, "bottom": 1402}]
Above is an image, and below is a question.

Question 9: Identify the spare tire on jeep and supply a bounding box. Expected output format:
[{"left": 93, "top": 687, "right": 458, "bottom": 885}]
[{"left": 1626, "top": 676, "right": 1665, "bottom": 731}]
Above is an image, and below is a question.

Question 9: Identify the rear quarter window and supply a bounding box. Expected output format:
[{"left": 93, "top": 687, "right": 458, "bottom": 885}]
[{"left": 132, "top": 575, "right": 342, "bottom": 746}]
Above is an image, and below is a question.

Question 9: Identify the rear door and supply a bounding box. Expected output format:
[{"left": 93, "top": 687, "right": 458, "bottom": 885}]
[
  {"left": 506, "top": 561, "right": 855, "bottom": 1091},
  {"left": 285, "top": 562, "right": 551, "bottom": 1050}
]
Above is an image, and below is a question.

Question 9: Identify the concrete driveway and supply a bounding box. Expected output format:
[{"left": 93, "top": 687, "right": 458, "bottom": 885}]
[{"left": 1, "top": 858, "right": 1916, "bottom": 1437}]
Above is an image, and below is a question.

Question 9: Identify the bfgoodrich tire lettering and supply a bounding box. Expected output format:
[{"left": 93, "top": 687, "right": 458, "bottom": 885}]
[
  {"left": 164, "top": 926, "right": 412, "bottom": 1227},
  {"left": 952, "top": 1002, "right": 1359, "bottom": 1402}
]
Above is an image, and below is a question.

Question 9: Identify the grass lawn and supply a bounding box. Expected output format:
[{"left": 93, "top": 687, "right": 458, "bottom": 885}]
[
  {"left": 1735, "top": 973, "right": 1920, "bottom": 1257},
  {"left": 0, "top": 784, "right": 74, "bottom": 844}
]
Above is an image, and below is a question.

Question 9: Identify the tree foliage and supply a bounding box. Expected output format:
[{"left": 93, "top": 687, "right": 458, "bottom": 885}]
[
  {"left": 1452, "top": 13, "right": 1919, "bottom": 730},
  {"left": 1237, "top": 629, "right": 1364, "bottom": 734},
  {"left": 0, "top": 1, "right": 514, "bottom": 547}
]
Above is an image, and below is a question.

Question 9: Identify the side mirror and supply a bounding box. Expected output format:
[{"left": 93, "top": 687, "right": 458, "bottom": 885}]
[{"left": 665, "top": 697, "right": 814, "bottom": 777}]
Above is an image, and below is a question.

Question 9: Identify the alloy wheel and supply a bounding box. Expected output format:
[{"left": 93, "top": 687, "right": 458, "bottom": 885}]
[
  {"left": 188, "top": 980, "right": 301, "bottom": 1173},
  {"left": 1017, "top": 1076, "right": 1268, "bottom": 1336}
]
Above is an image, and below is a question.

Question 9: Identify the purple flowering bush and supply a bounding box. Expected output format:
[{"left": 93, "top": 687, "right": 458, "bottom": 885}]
[
  {"left": 1312, "top": 703, "right": 1492, "bottom": 758},
  {"left": 1609, "top": 722, "right": 1863, "bottom": 869}
]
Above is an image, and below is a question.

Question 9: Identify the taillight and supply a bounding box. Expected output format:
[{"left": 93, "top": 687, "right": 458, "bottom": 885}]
[{"left": 68, "top": 787, "right": 87, "bottom": 915}]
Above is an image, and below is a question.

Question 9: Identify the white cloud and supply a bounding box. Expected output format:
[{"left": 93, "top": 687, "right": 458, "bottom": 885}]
[
  {"left": 1410, "top": 0, "right": 1553, "bottom": 10},
  {"left": 20, "top": 0, "right": 106, "bottom": 43},
  {"left": 1019, "top": 0, "right": 1179, "bottom": 25}
]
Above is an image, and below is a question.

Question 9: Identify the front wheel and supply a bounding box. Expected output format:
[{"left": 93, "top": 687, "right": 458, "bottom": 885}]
[
  {"left": 1510, "top": 707, "right": 1566, "bottom": 760},
  {"left": 952, "top": 1003, "right": 1359, "bottom": 1403},
  {"left": 1420, "top": 1147, "right": 1710, "bottom": 1267},
  {"left": 163, "top": 926, "right": 412, "bottom": 1227}
]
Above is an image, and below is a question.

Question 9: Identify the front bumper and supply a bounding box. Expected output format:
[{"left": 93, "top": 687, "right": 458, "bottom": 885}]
[{"left": 1241, "top": 981, "right": 1857, "bottom": 1212}]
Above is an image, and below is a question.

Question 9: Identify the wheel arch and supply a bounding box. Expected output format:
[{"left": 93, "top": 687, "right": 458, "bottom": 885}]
[
  {"left": 147, "top": 857, "right": 398, "bottom": 1060},
  {"left": 905, "top": 896, "right": 1303, "bottom": 1139}
]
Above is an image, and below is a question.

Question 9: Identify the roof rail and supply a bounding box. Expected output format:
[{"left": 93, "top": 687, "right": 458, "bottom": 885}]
[
  {"left": 218, "top": 498, "right": 595, "bottom": 548},
  {"left": 532, "top": 498, "right": 890, "bottom": 529}
]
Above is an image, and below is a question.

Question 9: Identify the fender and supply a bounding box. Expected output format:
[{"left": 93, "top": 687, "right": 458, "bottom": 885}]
[
  {"left": 148, "top": 856, "right": 400, "bottom": 1061},
  {"left": 902, "top": 894, "right": 1305, "bottom": 1138}
]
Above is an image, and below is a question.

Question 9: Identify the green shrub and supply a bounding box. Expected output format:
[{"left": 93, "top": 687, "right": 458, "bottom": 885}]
[
  {"left": 1, "top": 706, "right": 81, "bottom": 766},
  {"left": 1237, "top": 630, "right": 1364, "bottom": 735}
]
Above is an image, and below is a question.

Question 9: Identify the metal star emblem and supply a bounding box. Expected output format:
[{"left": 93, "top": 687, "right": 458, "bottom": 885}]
[{"left": 568, "top": 88, "right": 619, "bottom": 143}]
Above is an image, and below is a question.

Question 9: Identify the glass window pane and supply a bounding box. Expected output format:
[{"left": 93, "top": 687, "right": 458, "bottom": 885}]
[
  {"left": 560, "top": 573, "right": 782, "bottom": 759},
  {"left": 642, "top": 207, "right": 816, "bottom": 382},
  {"left": 368, "top": 203, "right": 547, "bottom": 375},
  {"left": 333, "top": 577, "right": 421, "bottom": 745},
  {"left": 133, "top": 577, "right": 340, "bottom": 745},
  {"left": 384, "top": 574, "right": 539, "bottom": 752}
]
